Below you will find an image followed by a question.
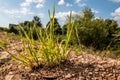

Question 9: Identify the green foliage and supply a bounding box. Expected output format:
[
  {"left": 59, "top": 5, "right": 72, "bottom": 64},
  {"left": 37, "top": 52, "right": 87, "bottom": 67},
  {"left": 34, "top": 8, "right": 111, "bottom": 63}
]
[
  {"left": 8, "top": 16, "right": 43, "bottom": 40},
  {"left": 105, "top": 19, "right": 118, "bottom": 36},
  {"left": 63, "top": 7, "right": 119, "bottom": 50},
  {"left": 82, "top": 7, "right": 94, "bottom": 21},
  {"left": 0, "top": 27, "right": 9, "bottom": 32},
  {"left": 33, "top": 16, "right": 42, "bottom": 27},
  {"left": 46, "top": 18, "right": 62, "bottom": 35},
  {"left": 21, "top": 16, "right": 42, "bottom": 40},
  {"left": 9, "top": 24, "right": 19, "bottom": 34},
  {"left": 109, "top": 31, "right": 120, "bottom": 51}
]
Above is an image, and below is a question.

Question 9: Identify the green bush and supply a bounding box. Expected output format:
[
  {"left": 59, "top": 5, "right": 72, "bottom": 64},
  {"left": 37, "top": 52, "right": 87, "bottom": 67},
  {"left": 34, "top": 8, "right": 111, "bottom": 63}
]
[{"left": 63, "top": 7, "right": 119, "bottom": 50}]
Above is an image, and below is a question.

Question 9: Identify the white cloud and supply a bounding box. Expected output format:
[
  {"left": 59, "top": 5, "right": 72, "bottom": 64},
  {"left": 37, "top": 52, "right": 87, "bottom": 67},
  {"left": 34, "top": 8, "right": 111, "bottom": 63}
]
[
  {"left": 20, "top": 7, "right": 34, "bottom": 15},
  {"left": 66, "top": 3, "right": 73, "bottom": 7},
  {"left": 20, "top": 0, "right": 45, "bottom": 8},
  {"left": 55, "top": 11, "right": 79, "bottom": 25},
  {"left": 20, "top": 0, "right": 33, "bottom": 7},
  {"left": 14, "top": 15, "right": 21, "bottom": 19},
  {"left": 36, "top": 3, "right": 44, "bottom": 8},
  {"left": 55, "top": 11, "right": 78, "bottom": 21},
  {"left": 21, "top": 2, "right": 30, "bottom": 7},
  {"left": 4, "top": 7, "right": 34, "bottom": 17},
  {"left": 111, "top": 7, "right": 120, "bottom": 21},
  {"left": 34, "top": 0, "right": 45, "bottom": 8},
  {"left": 2, "top": 0, "right": 45, "bottom": 19},
  {"left": 77, "top": 3, "right": 86, "bottom": 7},
  {"left": 75, "top": 0, "right": 81, "bottom": 3},
  {"left": 110, "top": 0, "right": 120, "bottom": 3},
  {"left": 91, "top": 8, "right": 99, "bottom": 14},
  {"left": 58, "top": 0, "right": 65, "bottom": 5},
  {"left": 74, "top": 0, "right": 86, "bottom": 7},
  {"left": 4, "top": 9, "right": 19, "bottom": 15}
]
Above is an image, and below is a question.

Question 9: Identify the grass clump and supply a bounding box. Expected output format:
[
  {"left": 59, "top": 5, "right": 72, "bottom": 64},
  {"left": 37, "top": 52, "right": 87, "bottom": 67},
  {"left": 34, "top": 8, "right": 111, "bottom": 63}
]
[{"left": 0, "top": 4, "right": 74, "bottom": 70}]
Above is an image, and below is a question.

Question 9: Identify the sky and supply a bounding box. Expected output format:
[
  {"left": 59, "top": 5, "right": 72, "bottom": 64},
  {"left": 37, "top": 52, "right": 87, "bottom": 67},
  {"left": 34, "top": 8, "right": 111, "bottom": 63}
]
[{"left": 0, "top": 0, "right": 120, "bottom": 27}]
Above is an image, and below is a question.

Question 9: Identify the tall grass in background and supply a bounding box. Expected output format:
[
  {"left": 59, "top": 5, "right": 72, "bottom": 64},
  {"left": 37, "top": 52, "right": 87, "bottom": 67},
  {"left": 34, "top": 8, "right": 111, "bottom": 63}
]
[{"left": 0, "top": 3, "right": 74, "bottom": 70}]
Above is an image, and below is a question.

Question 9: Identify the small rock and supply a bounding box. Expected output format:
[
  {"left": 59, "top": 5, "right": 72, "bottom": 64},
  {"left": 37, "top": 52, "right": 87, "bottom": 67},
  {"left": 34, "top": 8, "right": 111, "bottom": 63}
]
[
  {"left": 108, "top": 73, "right": 112, "bottom": 77},
  {"left": 31, "top": 73, "right": 36, "bottom": 76},
  {"left": 97, "top": 65, "right": 103, "bottom": 68},
  {"left": 78, "top": 76, "right": 84, "bottom": 80},
  {"left": 88, "top": 72, "right": 93, "bottom": 76},
  {"left": 0, "top": 56, "right": 11, "bottom": 66},
  {"left": 65, "top": 74, "right": 72, "bottom": 79},
  {"left": 117, "top": 76, "right": 120, "bottom": 80},
  {"left": 95, "top": 68, "right": 99, "bottom": 72},
  {"left": 5, "top": 75, "right": 14, "bottom": 80},
  {"left": 12, "top": 74, "right": 21, "bottom": 80},
  {"left": 95, "top": 71, "right": 98, "bottom": 74},
  {"left": 64, "top": 68, "right": 68, "bottom": 71},
  {"left": 8, "top": 72, "right": 13, "bottom": 75}
]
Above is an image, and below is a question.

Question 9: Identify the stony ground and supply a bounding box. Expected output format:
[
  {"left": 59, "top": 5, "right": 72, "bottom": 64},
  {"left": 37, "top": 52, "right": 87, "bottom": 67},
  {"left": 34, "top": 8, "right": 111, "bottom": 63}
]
[
  {"left": 0, "top": 32, "right": 120, "bottom": 80},
  {"left": 0, "top": 52, "right": 120, "bottom": 80}
]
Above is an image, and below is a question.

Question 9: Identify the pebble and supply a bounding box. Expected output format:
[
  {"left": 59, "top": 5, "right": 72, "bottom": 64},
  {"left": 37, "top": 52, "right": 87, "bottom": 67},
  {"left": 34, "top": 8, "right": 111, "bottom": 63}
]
[
  {"left": 117, "top": 76, "right": 120, "bottom": 80},
  {"left": 65, "top": 74, "right": 72, "bottom": 79},
  {"left": 5, "top": 75, "right": 14, "bottom": 80}
]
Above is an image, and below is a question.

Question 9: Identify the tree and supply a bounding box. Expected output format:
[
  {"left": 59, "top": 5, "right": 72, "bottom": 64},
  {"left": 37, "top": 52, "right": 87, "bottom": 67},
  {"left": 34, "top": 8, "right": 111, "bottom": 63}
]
[
  {"left": 9, "top": 24, "right": 19, "bottom": 34},
  {"left": 46, "top": 18, "right": 62, "bottom": 35},
  {"left": 105, "top": 19, "right": 118, "bottom": 37},
  {"left": 63, "top": 7, "right": 118, "bottom": 49},
  {"left": 32, "top": 16, "right": 42, "bottom": 27},
  {"left": 82, "top": 7, "right": 94, "bottom": 21},
  {"left": 8, "top": 16, "right": 43, "bottom": 40},
  {"left": 22, "top": 16, "right": 42, "bottom": 28}
]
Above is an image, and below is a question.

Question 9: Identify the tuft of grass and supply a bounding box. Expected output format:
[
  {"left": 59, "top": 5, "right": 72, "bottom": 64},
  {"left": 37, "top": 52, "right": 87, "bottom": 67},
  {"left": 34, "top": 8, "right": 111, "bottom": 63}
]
[{"left": 0, "top": 3, "right": 74, "bottom": 70}]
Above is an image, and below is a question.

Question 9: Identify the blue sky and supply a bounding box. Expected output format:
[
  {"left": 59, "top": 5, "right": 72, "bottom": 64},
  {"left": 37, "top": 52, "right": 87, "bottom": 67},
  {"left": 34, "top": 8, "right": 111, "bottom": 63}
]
[{"left": 0, "top": 0, "right": 120, "bottom": 27}]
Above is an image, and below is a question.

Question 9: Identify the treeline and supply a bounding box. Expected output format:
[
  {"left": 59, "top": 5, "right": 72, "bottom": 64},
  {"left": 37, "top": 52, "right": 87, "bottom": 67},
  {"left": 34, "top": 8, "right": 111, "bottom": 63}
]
[
  {"left": 0, "top": 27, "right": 9, "bottom": 32},
  {"left": 3, "top": 7, "right": 120, "bottom": 50}
]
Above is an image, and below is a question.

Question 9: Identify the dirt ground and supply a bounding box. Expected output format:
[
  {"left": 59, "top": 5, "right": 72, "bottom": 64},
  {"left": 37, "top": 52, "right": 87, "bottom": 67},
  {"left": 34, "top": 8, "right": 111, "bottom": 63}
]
[
  {"left": 0, "top": 52, "right": 120, "bottom": 80},
  {"left": 0, "top": 32, "right": 120, "bottom": 80}
]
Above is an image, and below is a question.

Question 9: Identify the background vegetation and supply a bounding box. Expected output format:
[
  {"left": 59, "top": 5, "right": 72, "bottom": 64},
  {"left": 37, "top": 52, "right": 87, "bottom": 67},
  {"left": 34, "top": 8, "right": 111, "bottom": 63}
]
[{"left": 1, "top": 7, "right": 120, "bottom": 57}]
